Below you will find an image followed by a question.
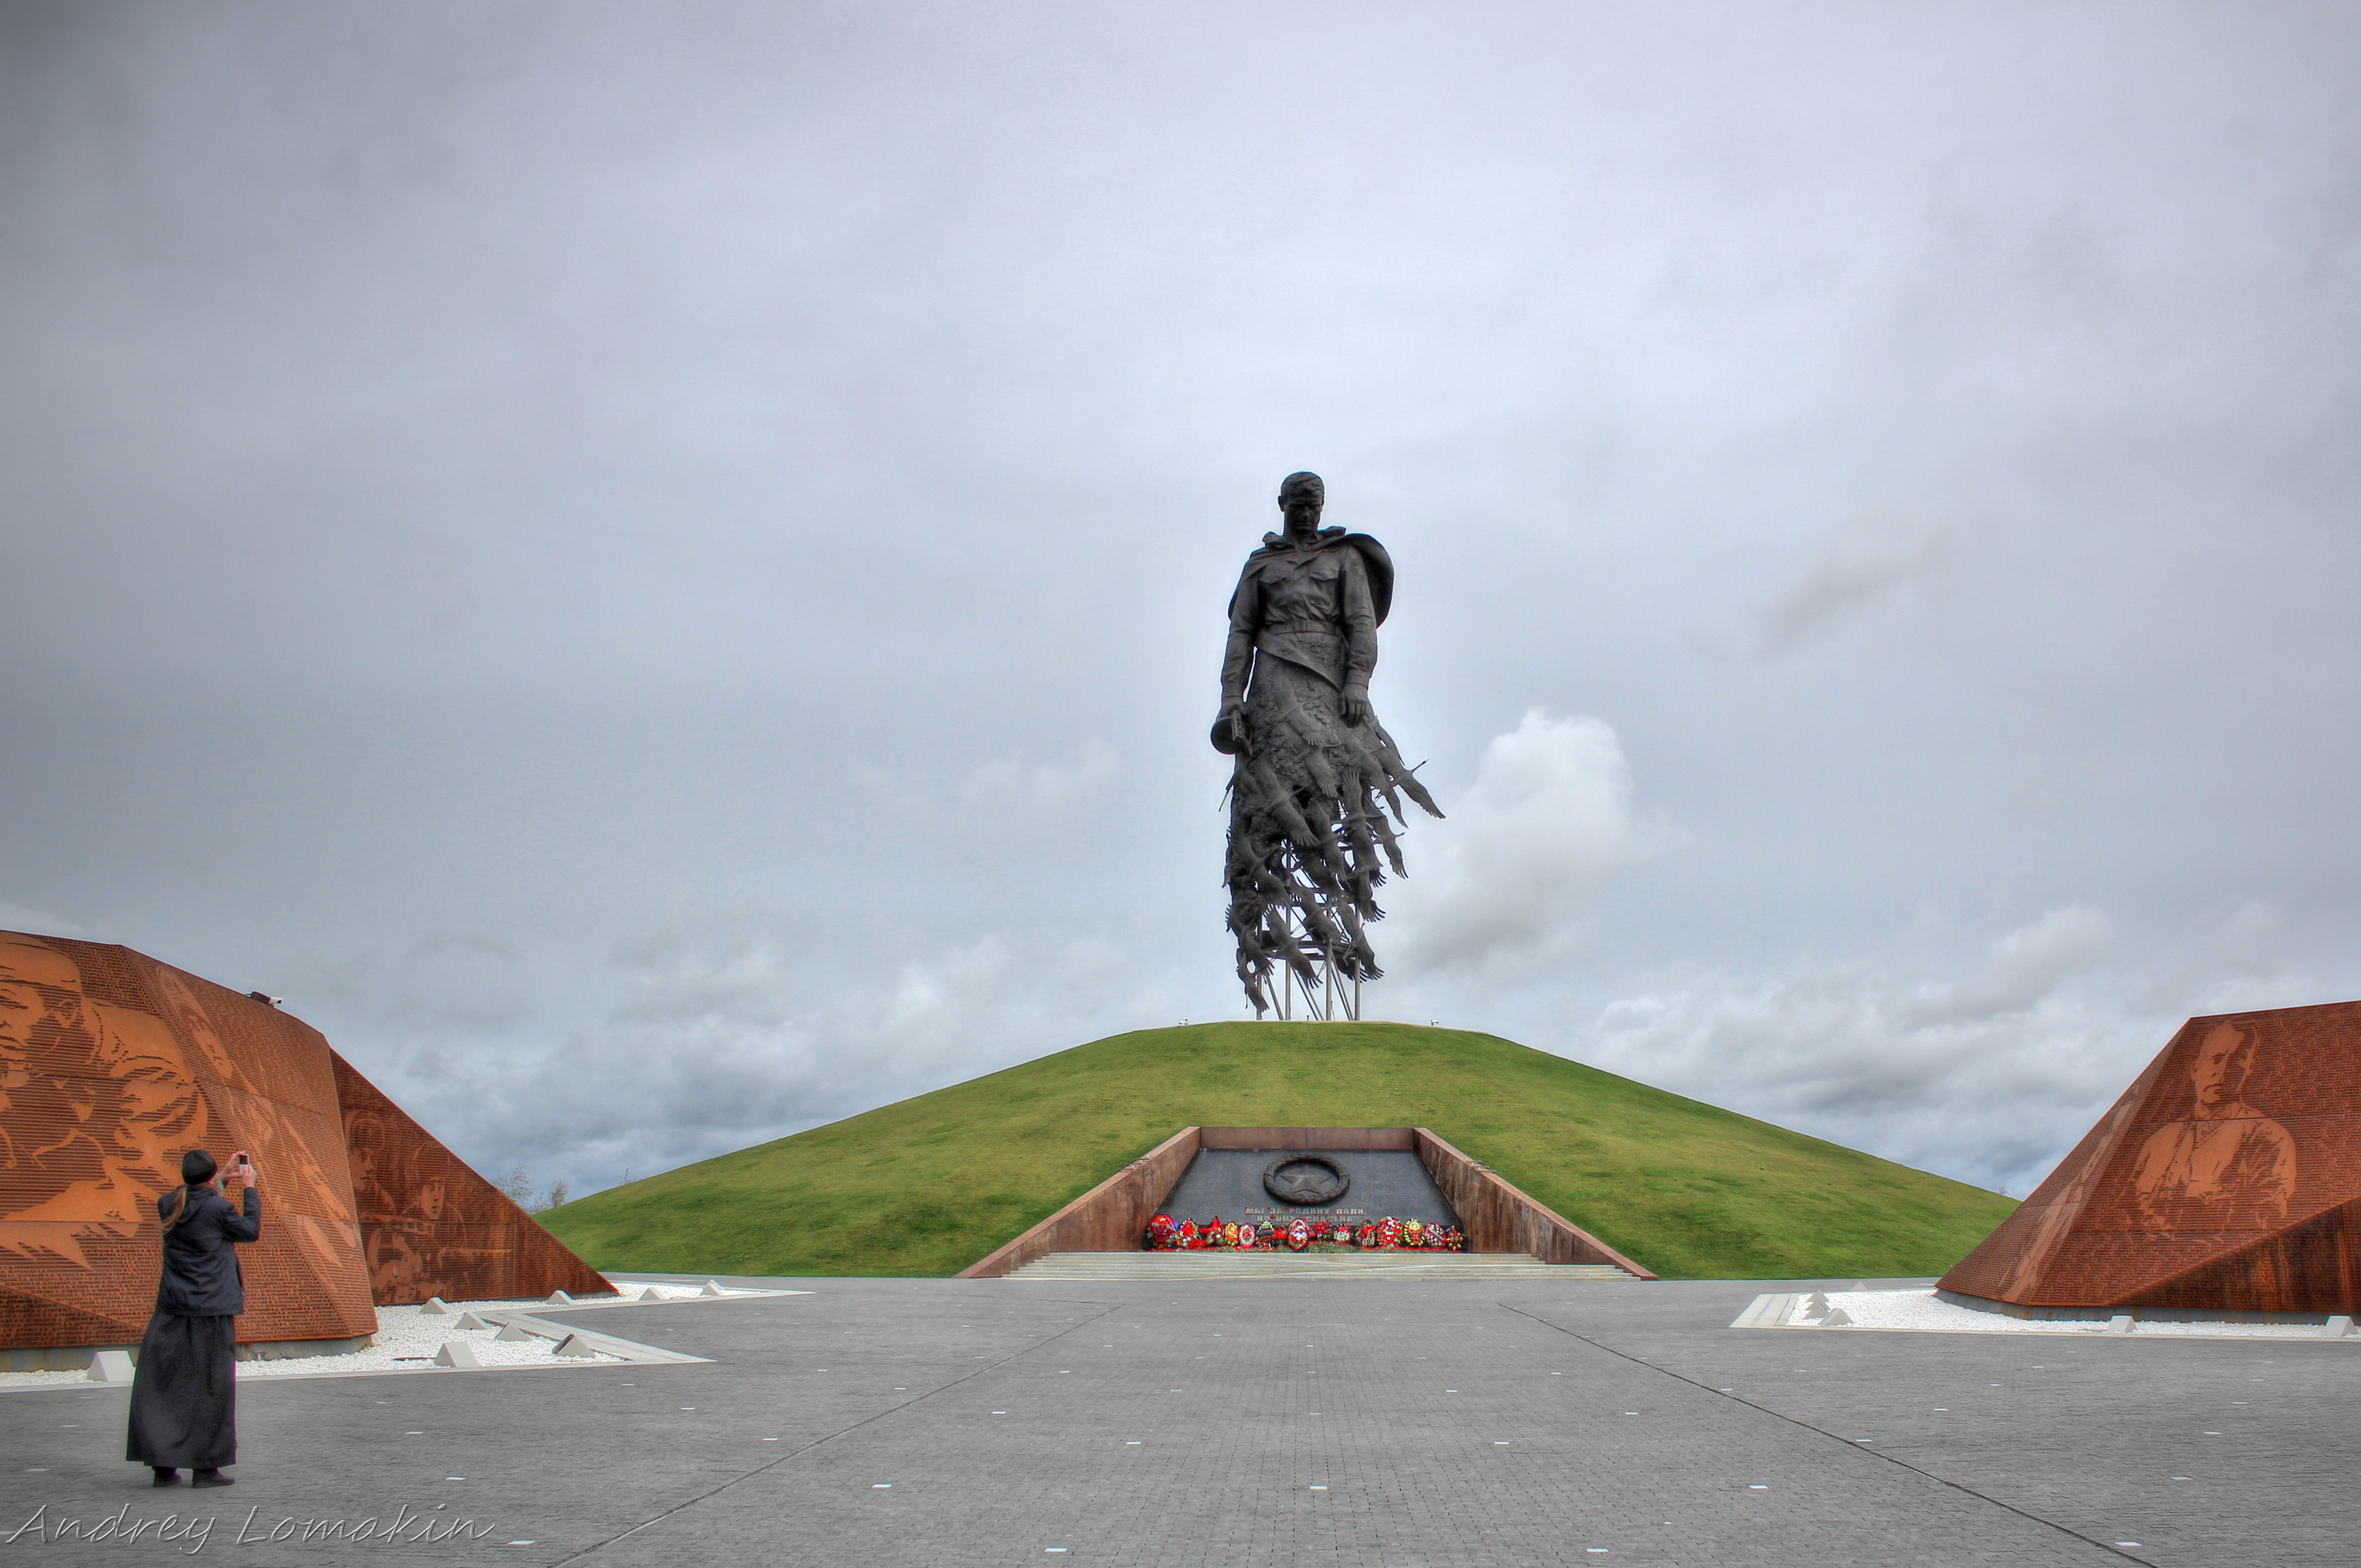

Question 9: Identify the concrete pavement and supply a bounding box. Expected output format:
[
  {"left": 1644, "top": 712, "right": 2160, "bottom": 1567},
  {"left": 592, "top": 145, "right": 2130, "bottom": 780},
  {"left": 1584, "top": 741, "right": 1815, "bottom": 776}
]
[{"left": 1, "top": 1272, "right": 2351, "bottom": 1566}]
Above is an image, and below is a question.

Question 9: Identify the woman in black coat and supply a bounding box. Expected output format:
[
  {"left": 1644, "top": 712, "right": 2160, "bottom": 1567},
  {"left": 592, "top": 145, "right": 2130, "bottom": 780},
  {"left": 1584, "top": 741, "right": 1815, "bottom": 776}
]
[{"left": 127, "top": 1148, "right": 261, "bottom": 1488}]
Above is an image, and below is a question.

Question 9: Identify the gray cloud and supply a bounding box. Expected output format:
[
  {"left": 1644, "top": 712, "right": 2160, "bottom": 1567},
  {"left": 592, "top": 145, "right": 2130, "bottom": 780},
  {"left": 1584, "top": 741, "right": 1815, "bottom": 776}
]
[
  {"left": 1744, "top": 521, "right": 1954, "bottom": 658},
  {"left": 6, "top": 2, "right": 2360, "bottom": 1205},
  {"left": 1387, "top": 711, "right": 1678, "bottom": 973}
]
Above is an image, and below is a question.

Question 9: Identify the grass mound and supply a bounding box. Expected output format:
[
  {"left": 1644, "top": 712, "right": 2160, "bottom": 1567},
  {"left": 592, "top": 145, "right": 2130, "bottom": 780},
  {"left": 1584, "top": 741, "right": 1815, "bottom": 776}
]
[{"left": 538, "top": 1021, "right": 2015, "bottom": 1280}]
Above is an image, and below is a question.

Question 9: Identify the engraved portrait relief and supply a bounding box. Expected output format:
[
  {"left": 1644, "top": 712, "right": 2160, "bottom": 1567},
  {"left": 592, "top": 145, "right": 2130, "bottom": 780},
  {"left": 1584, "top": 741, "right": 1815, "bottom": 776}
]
[
  {"left": 0, "top": 935, "right": 206, "bottom": 1265},
  {"left": 341, "top": 1097, "right": 503, "bottom": 1304},
  {"left": 148, "top": 966, "right": 363, "bottom": 1281},
  {"left": 147, "top": 968, "right": 248, "bottom": 1089},
  {"left": 2130, "top": 1021, "right": 2297, "bottom": 1232},
  {"left": 0, "top": 931, "right": 604, "bottom": 1346}
]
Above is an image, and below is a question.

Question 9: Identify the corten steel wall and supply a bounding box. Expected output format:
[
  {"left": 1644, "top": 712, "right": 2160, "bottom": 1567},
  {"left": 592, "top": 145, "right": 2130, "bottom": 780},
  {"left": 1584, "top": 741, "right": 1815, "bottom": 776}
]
[
  {"left": 331, "top": 1053, "right": 613, "bottom": 1307},
  {"left": 0, "top": 932, "right": 376, "bottom": 1351},
  {"left": 1412, "top": 1130, "right": 1657, "bottom": 1277},
  {"left": 955, "top": 1127, "right": 1203, "bottom": 1279},
  {"left": 0, "top": 931, "right": 611, "bottom": 1353},
  {"left": 956, "top": 1126, "right": 1657, "bottom": 1279},
  {"left": 1942, "top": 1000, "right": 2361, "bottom": 1314}
]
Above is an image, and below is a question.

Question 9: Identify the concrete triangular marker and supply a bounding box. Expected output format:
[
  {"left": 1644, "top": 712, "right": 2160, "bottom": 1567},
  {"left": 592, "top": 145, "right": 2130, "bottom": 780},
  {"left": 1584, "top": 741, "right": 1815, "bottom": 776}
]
[
  {"left": 85, "top": 1349, "right": 135, "bottom": 1384},
  {"left": 434, "top": 1341, "right": 481, "bottom": 1369},
  {"left": 1817, "top": 1308, "right": 1853, "bottom": 1327},
  {"left": 2326, "top": 1314, "right": 2356, "bottom": 1339},
  {"left": 2107, "top": 1314, "right": 2136, "bottom": 1334},
  {"left": 638, "top": 1287, "right": 663, "bottom": 1302},
  {"left": 546, "top": 1290, "right": 576, "bottom": 1306},
  {"left": 420, "top": 1297, "right": 450, "bottom": 1316},
  {"left": 454, "top": 1312, "right": 490, "bottom": 1331},
  {"left": 551, "top": 1333, "right": 599, "bottom": 1358},
  {"left": 700, "top": 1280, "right": 726, "bottom": 1298},
  {"left": 495, "top": 1323, "right": 534, "bottom": 1342}
]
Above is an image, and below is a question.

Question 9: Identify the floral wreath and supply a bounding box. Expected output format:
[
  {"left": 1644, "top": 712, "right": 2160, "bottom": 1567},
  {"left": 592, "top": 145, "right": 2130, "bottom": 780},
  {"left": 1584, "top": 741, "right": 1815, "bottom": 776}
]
[{"left": 1142, "top": 1213, "right": 1465, "bottom": 1252}]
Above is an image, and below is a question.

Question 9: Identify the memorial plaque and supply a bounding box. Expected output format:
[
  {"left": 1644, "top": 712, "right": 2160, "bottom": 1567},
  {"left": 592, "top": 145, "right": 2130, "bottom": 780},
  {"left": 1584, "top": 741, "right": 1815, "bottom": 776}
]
[{"left": 1155, "top": 1147, "right": 1459, "bottom": 1232}]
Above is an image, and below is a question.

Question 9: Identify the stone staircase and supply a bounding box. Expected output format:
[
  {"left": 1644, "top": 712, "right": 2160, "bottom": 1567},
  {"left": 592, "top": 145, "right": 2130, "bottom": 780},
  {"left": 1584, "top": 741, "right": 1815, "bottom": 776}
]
[{"left": 1002, "top": 1251, "right": 1640, "bottom": 1282}]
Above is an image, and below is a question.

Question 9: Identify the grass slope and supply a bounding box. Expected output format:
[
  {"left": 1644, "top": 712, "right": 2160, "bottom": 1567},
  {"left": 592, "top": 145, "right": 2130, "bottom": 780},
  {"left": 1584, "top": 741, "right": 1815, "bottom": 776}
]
[{"left": 540, "top": 1022, "right": 2015, "bottom": 1280}]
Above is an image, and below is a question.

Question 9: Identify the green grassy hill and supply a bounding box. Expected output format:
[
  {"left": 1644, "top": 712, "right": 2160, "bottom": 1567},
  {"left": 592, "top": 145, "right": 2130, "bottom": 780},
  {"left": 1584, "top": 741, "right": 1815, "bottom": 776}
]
[{"left": 539, "top": 1021, "right": 2015, "bottom": 1280}]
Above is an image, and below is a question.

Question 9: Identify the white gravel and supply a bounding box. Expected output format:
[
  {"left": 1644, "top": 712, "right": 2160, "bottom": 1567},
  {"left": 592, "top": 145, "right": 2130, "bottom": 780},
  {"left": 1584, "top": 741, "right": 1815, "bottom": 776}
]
[
  {"left": 1778, "top": 1288, "right": 2344, "bottom": 1341},
  {"left": 0, "top": 1280, "right": 800, "bottom": 1390}
]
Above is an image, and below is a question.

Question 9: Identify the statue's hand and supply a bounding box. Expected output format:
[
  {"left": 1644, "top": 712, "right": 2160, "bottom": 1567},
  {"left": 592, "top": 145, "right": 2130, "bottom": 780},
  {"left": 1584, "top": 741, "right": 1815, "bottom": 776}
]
[
  {"left": 1213, "top": 699, "right": 1249, "bottom": 755},
  {"left": 1341, "top": 691, "right": 1370, "bottom": 726}
]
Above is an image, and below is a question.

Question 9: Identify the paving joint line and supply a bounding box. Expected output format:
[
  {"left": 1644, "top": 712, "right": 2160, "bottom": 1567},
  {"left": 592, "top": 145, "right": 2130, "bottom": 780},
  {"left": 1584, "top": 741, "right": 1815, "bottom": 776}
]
[
  {"left": 548, "top": 1301, "right": 1126, "bottom": 1565},
  {"left": 1494, "top": 1300, "right": 2157, "bottom": 1567}
]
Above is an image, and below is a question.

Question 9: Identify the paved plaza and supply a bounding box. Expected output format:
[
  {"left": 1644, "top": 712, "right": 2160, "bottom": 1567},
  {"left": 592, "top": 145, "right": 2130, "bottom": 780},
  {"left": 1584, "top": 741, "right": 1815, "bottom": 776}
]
[{"left": 3, "top": 1271, "right": 2354, "bottom": 1566}]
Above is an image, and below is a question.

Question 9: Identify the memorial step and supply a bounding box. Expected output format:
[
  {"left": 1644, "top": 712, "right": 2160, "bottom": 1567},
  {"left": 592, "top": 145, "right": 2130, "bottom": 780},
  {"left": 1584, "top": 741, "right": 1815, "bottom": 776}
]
[{"left": 1003, "top": 1251, "right": 1639, "bottom": 1281}]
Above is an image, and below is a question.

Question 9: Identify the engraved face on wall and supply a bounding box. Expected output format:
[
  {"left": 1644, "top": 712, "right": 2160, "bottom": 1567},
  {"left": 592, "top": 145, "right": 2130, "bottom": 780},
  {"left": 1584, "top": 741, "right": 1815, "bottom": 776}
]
[
  {"left": 148, "top": 966, "right": 354, "bottom": 1233},
  {"left": 0, "top": 936, "right": 205, "bottom": 1256},
  {"left": 2130, "top": 1022, "right": 2297, "bottom": 1234},
  {"left": 340, "top": 1098, "right": 503, "bottom": 1303},
  {"left": 148, "top": 968, "right": 246, "bottom": 1088},
  {"left": 2190, "top": 1022, "right": 2261, "bottom": 1116}
]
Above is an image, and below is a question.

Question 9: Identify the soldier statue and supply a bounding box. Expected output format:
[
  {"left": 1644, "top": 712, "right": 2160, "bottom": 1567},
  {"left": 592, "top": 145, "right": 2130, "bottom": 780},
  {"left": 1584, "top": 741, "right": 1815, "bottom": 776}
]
[{"left": 1214, "top": 472, "right": 1441, "bottom": 1017}]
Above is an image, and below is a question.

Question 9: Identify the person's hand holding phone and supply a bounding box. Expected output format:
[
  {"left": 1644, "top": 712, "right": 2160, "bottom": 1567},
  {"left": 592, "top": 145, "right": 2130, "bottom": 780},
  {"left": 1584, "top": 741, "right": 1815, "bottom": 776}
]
[{"left": 233, "top": 1152, "right": 259, "bottom": 1190}]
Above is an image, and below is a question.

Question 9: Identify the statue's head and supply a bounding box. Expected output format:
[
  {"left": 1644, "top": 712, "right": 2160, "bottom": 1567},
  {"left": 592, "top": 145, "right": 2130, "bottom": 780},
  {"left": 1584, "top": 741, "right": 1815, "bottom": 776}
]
[{"left": 1277, "top": 472, "right": 1325, "bottom": 513}]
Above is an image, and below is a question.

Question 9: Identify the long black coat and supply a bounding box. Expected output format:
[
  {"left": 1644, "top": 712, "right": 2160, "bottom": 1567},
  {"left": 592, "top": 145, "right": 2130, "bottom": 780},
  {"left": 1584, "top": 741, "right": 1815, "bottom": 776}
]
[{"left": 153, "top": 1186, "right": 261, "bottom": 1316}]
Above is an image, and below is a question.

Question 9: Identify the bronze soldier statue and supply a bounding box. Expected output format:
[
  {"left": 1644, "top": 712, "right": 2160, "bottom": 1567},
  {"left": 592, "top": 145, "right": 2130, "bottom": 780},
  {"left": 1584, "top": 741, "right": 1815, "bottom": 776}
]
[{"left": 1215, "top": 472, "right": 1440, "bottom": 1017}]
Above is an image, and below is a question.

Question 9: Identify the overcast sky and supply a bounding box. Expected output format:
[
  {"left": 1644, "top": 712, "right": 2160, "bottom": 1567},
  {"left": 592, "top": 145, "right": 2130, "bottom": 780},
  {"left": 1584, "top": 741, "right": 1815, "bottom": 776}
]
[{"left": 7, "top": 2, "right": 2359, "bottom": 1203}]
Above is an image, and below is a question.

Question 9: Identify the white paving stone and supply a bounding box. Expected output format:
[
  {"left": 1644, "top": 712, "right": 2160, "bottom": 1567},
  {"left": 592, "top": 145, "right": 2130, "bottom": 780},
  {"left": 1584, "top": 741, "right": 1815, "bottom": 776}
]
[
  {"left": 1770, "top": 1287, "right": 2340, "bottom": 1340},
  {"left": 0, "top": 1279, "right": 792, "bottom": 1390}
]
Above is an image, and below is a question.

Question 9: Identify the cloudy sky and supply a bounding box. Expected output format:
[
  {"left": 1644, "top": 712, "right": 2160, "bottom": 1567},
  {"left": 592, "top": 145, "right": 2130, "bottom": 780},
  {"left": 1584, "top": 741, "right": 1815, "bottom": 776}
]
[{"left": 7, "top": 2, "right": 2358, "bottom": 1203}]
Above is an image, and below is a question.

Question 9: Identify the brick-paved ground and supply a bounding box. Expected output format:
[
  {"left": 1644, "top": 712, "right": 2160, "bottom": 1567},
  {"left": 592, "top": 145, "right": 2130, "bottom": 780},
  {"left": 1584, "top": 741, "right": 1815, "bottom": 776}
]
[{"left": 2, "top": 1273, "right": 2352, "bottom": 1566}]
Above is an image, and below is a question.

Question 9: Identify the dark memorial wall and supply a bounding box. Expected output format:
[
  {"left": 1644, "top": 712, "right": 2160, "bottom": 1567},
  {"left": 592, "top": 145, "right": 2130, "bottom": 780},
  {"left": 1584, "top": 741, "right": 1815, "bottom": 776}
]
[
  {"left": 0, "top": 931, "right": 607, "bottom": 1354},
  {"left": 1155, "top": 1148, "right": 1460, "bottom": 1231},
  {"left": 1943, "top": 1000, "right": 2361, "bottom": 1313}
]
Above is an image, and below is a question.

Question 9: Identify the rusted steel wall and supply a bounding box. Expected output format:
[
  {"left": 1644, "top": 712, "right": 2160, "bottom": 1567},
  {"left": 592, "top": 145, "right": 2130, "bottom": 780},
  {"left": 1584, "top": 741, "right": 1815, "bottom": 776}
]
[
  {"left": 2120, "top": 1196, "right": 2361, "bottom": 1313},
  {"left": 331, "top": 1052, "right": 613, "bottom": 1306},
  {"left": 1943, "top": 1000, "right": 2361, "bottom": 1313},
  {"left": 1199, "top": 1126, "right": 1417, "bottom": 1151},
  {"left": 0, "top": 930, "right": 610, "bottom": 1353},
  {"left": 955, "top": 1126, "right": 1203, "bottom": 1279},
  {"left": 1413, "top": 1129, "right": 1658, "bottom": 1277},
  {"left": 0, "top": 932, "right": 378, "bottom": 1351}
]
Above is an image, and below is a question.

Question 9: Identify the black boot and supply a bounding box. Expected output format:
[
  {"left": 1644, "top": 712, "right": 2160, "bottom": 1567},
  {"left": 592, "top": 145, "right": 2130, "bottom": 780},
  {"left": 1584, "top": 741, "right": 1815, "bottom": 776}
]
[
  {"left": 190, "top": 1469, "right": 233, "bottom": 1488},
  {"left": 151, "top": 1468, "right": 181, "bottom": 1487}
]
